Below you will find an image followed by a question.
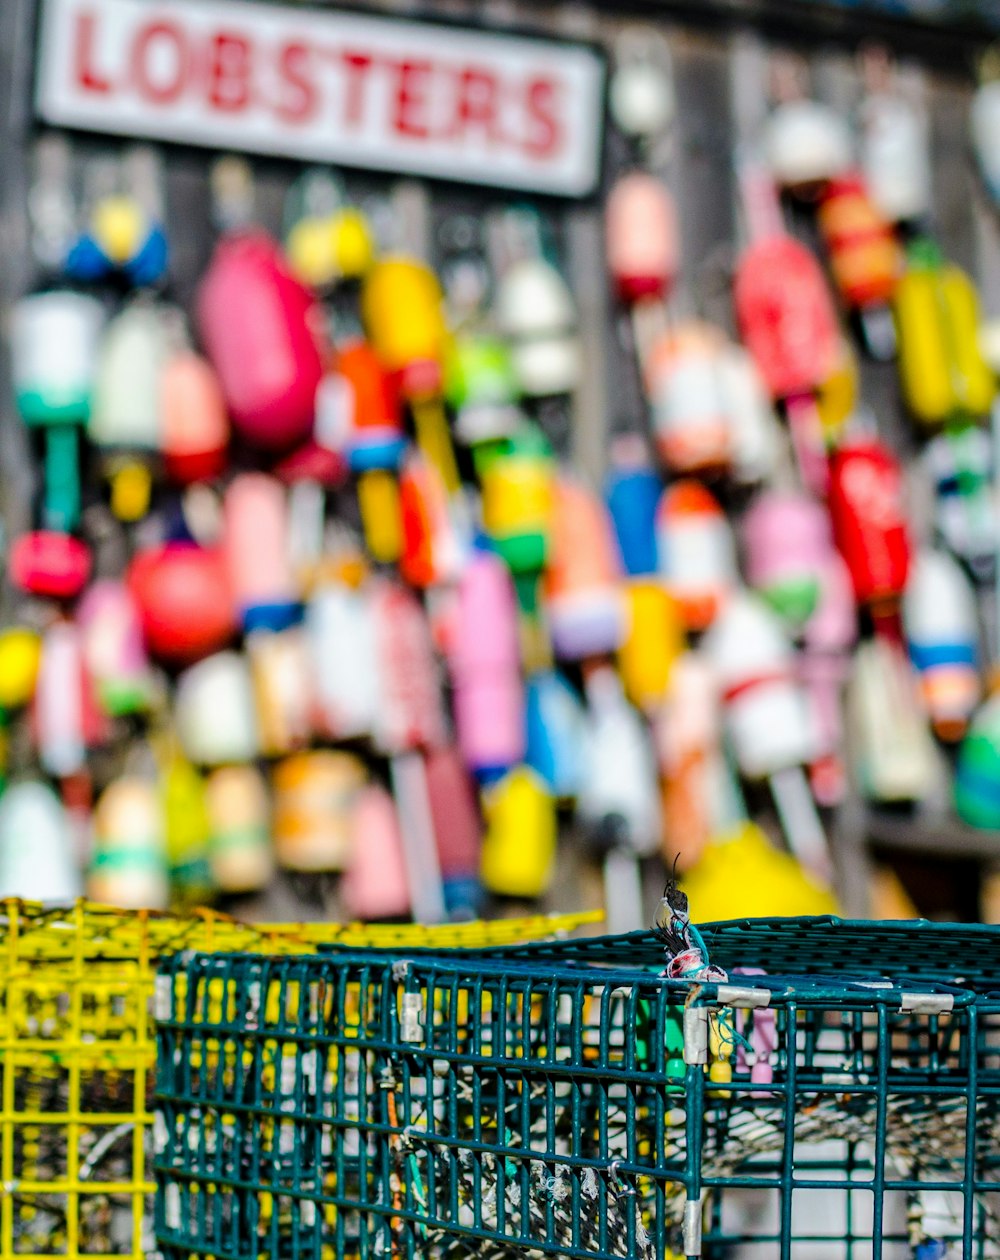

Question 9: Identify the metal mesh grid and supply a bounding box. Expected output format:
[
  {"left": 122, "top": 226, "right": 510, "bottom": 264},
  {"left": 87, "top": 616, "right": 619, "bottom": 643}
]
[
  {"left": 0, "top": 900, "right": 596, "bottom": 1259},
  {"left": 152, "top": 925, "right": 1000, "bottom": 1260},
  {"left": 471, "top": 918, "right": 1000, "bottom": 993}
]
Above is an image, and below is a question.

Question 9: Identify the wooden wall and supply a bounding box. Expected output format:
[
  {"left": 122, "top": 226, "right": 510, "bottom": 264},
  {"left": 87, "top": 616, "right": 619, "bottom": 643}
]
[{"left": 1, "top": 0, "right": 997, "bottom": 923}]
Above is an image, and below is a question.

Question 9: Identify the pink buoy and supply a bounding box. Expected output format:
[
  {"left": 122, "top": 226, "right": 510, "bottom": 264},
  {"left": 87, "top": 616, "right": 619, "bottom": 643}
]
[
  {"left": 196, "top": 230, "right": 326, "bottom": 451},
  {"left": 10, "top": 532, "right": 91, "bottom": 600},
  {"left": 450, "top": 550, "right": 525, "bottom": 779},
  {"left": 606, "top": 172, "right": 678, "bottom": 304},
  {"left": 341, "top": 784, "right": 411, "bottom": 921}
]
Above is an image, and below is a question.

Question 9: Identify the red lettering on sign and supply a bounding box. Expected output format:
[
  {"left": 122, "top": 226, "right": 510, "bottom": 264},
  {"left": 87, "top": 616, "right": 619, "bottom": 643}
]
[
  {"left": 392, "top": 60, "right": 431, "bottom": 139},
  {"left": 276, "top": 42, "right": 316, "bottom": 123},
  {"left": 208, "top": 31, "right": 252, "bottom": 112},
  {"left": 73, "top": 10, "right": 112, "bottom": 94},
  {"left": 524, "top": 76, "right": 561, "bottom": 158},
  {"left": 450, "top": 66, "right": 502, "bottom": 143},
  {"left": 131, "top": 20, "right": 188, "bottom": 106},
  {"left": 340, "top": 51, "right": 374, "bottom": 127}
]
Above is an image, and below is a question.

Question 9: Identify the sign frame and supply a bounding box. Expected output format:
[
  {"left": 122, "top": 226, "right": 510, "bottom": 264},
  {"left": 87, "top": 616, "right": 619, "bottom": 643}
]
[{"left": 32, "top": 0, "right": 608, "bottom": 199}]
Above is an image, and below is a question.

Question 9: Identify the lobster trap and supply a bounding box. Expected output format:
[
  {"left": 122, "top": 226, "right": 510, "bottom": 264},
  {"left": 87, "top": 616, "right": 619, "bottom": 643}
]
[
  {"left": 153, "top": 918, "right": 1000, "bottom": 1259},
  {"left": 0, "top": 900, "right": 595, "bottom": 1259}
]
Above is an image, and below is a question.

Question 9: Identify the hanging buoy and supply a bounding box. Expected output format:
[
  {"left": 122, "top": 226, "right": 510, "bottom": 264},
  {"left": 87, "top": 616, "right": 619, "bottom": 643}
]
[
  {"left": 524, "top": 670, "right": 586, "bottom": 802},
  {"left": 955, "top": 694, "right": 1000, "bottom": 828},
  {"left": 0, "top": 629, "right": 41, "bottom": 713},
  {"left": 644, "top": 322, "right": 733, "bottom": 475},
  {"left": 33, "top": 619, "right": 104, "bottom": 779},
  {"left": 894, "top": 240, "right": 995, "bottom": 427},
  {"left": 859, "top": 60, "right": 932, "bottom": 225},
  {"left": 656, "top": 650, "right": 723, "bottom": 872},
  {"left": 817, "top": 173, "right": 902, "bottom": 357},
  {"left": 480, "top": 765, "right": 557, "bottom": 900},
  {"left": 721, "top": 342, "right": 782, "bottom": 486},
  {"left": 578, "top": 666, "right": 660, "bottom": 858},
  {"left": 425, "top": 745, "right": 483, "bottom": 916},
  {"left": 800, "top": 553, "right": 857, "bottom": 807},
  {"left": 341, "top": 784, "right": 411, "bottom": 920},
  {"left": 618, "top": 581, "right": 684, "bottom": 713},
  {"left": 0, "top": 781, "right": 81, "bottom": 902},
  {"left": 848, "top": 636, "right": 937, "bottom": 804},
  {"left": 703, "top": 593, "right": 829, "bottom": 881},
  {"left": 362, "top": 257, "right": 460, "bottom": 493},
  {"left": 89, "top": 777, "right": 169, "bottom": 910},
  {"left": 162, "top": 752, "right": 213, "bottom": 907},
  {"left": 734, "top": 236, "right": 841, "bottom": 403},
  {"left": 608, "top": 29, "right": 675, "bottom": 143},
  {"left": 903, "top": 549, "right": 981, "bottom": 743},
  {"left": 197, "top": 230, "right": 326, "bottom": 450},
  {"left": 128, "top": 543, "right": 236, "bottom": 666},
  {"left": 495, "top": 258, "right": 580, "bottom": 399},
  {"left": 606, "top": 171, "right": 677, "bottom": 373},
  {"left": 306, "top": 579, "right": 381, "bottom": 742},
  {"left": 223, "top": 474, "right": 300, "bottom": 633},
  {"left": 78, "top": 579, "right": 154, "bottom": 718},
  {"left": 174, "top": 652, "right": 259, "bottom": 767},
  {"left": 765, "top": 99, "right": 852, "bottom": 198},
  {"left": 89, "top": 303, "right": 167, "bottom": 520},
  {"left": 923, "top": 426, "right": 997, "bottom": 582},
  {"left": 205, "top": 765, "right": 274, "bottom": 895},
  {"left": 11, "top": 291, "right": 104, "bottom": 532},
  {"left": 10, "top": 531, "right": 91, "bottom": 600},
  {"left": 246, "top": 626, "right": 313, "bottom": 759},
  {"left": 971, "top": 55, "right": 1000, "bottom": 206},
  {"left": 734, "top": 233, "right": 840, "bottom": 493},
  {"left": 828, "top": 438, "right": 911, "bottom": 610},
  {"left": 480, "top": 423, "right": 554, "bottom": 607},
  {"left": 272, "top": 750, "right": 367, "bottom": 872},
  {"left": 604, "top": 440, "right": 662, "bottom": 578},
  {"left": 449, "top": 549, "right": 525, "bottom": 781},
  {"left": 743, "top": 492, "right": 829, "bottom": 629},
  {"left": 398, "top": 454, "right": 465, "bottom": 590},
  {"left": 544, "top": 477, "right": 625, "bottom": 661},
  {"left": 656, "top": 481, "right": 736, "bottom": 632},
  {"left": 446, "top": 335, "right": 521, "bottom": 447},
  {"left": 579, "top": 666, "right": 661, "bottom": 933},
  {"left": 161, "top": 340, "right": 230, "bottom": 485}
]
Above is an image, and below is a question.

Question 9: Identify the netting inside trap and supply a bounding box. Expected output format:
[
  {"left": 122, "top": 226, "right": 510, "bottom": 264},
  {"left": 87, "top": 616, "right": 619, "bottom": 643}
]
[{"left": 152, "top": 935, "right": 1000, "bottom": 1260}]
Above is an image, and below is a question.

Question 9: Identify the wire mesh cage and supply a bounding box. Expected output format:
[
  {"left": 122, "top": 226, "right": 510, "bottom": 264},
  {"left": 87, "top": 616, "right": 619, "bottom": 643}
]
[
  {"left": 153, "top": 918, "right": 1000, "bottom": 1260},
  {"left": 0, "top": 899, "right": 596, "bottom": 1260}
]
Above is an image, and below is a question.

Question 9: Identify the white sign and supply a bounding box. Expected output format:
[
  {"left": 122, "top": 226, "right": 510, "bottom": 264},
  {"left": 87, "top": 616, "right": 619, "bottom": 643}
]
[{"left": 35, "top": 0, "right": 606, "bottom": 196}]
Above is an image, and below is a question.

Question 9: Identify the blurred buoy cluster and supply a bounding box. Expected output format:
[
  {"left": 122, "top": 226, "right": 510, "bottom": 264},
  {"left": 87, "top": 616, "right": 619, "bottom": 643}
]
[{"left": 4, "top": 35, "right": 1000, "bottom": 928}]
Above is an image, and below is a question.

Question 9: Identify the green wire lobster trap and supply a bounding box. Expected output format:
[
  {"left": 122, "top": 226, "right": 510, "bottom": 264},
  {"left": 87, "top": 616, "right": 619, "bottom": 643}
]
[{"left": 152, "top": 917, "right": 1000, "bottom": 1260}]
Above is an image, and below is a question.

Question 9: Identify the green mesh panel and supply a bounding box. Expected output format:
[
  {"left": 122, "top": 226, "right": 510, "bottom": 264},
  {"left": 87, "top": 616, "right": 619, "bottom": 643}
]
[{"left": 152, "top": 924, "right": 1000, "bottom": 1259}]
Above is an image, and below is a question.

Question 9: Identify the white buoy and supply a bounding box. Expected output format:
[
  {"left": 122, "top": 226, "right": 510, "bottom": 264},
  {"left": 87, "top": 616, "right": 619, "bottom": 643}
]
[
  {"left": 11, "top": 291, "right": 105, "bottom": 423},
  {"left": 860, "top": 90, "right": 932, "bottom": 224},
  {"left": 848, "top": 636, "right": 938, "bottom": 804},
  {"left": 306, "top": 581, "right": 381, "bottom": 742},
  {"left": 703, "top": 592, "right": 830, "bottom": 882},
  {"left": 0, "top": 781, "right": 81, "bottom": 903},
  {"left": 764, "top": 99, "right": 852, "bottom": 193},
  {"left": 902, "top": 549, "right": 981, "bottom": 743},
  {"left": 578, "top": 666, "right": 661, "bottom": 934},
  {"left": 495, "top": 258, "right": 580, "bottom": 399},
  {"left": 89, "top": 302, "right": 168, "bottom": 519},
  {"left": 972, "top": 79, "right": 1000, "bottom": 206},
  {"left": 175, "top": 651, "right": 259, "bottom": 767}
]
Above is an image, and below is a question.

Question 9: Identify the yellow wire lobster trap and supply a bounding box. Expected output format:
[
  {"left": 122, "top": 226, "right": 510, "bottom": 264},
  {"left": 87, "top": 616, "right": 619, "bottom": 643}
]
[{"left": 0, "top": 899, "right": 598, "bottom": 1260}]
